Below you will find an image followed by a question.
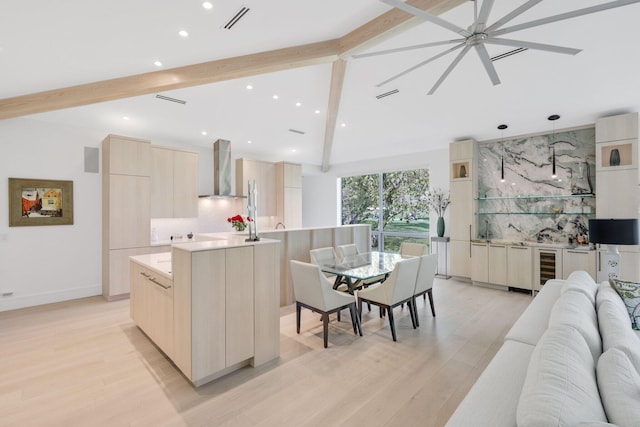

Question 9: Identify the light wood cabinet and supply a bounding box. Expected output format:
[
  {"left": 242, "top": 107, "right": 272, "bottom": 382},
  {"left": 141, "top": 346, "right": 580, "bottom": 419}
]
[
  {"left": 102, "top": 134, "right": 151, "bottom": 300},
  {"left": 236, "top": 158, "right": 276, "bottom": 216},
  {"left": 450, "top": 139, "right": 477, "bottom": 279},
  {"left": 171, "top": 243, "right": 279, "bottom": 386},
  {"left": 507, "top": 246, "right": 533, "bottom": 290},
  {"left": 450, "top": 240, "right": 471, "bottom": 278},
  {"left": 562, "top": 249, "right": 596, "bottom": 280},
  {"left": 595, "top": 113, "right": 640, "bottom": 218},
  {"left": 488, "top": 244, "right": 507, "bottom": 286},
  {"left": 276, "top": 162, "right": 302, "bottom": 229},
  {"left": 130, "top": 261, "right": 174, "bottom": 359},
  {"left": 450, "top": 180, "right": 473, "bottom": 241},
  {"left": 150, "top": 146, "right": 198, "bottom": 218},
  {"left": 471, "top": 243, "right": 488, "bottom": 283}
]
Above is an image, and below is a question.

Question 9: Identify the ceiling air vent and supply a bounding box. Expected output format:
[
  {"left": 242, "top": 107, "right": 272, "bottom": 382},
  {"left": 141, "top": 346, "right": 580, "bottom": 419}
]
[
  {"left": 155, "top": 94, "right": 186, "bottom": 105},
  {"left": 491, "top": 48, "right": 528, "bottom": 62},
  {"left": 376, "top": 89, "right": 399, "bottom": 100},
  {"left": 288, "top": 128, "right": 305, "bottom": 135},
  {"left": 223, "top": 6, "right": 250, "bottom": 29}
]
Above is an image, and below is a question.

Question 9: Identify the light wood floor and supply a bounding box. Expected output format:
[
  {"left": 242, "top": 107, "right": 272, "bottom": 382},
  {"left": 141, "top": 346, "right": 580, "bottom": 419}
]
[{"left": 0, "top": 278, "right": 531, "bottom": 427}]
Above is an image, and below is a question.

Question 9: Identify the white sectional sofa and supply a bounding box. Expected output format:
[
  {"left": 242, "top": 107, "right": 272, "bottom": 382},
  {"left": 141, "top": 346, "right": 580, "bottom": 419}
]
[{"left": 445, "top": 271, "right": 640, "bottom": 427}]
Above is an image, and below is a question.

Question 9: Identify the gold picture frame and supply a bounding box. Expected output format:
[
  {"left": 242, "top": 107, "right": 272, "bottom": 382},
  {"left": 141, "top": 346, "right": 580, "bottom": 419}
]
[{"left": 9, "top": 178, "right": 74, "bottom": 227}]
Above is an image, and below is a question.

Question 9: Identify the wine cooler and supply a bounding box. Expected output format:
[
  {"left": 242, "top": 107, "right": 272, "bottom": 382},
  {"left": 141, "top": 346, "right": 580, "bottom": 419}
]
[{"left": 534, "top": 248, "right": 562, "bottom": 291}]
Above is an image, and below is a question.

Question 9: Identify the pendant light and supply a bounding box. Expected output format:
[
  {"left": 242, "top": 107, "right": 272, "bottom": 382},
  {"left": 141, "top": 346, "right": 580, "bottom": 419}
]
[
  {"left": 548, "top": 114, "right": 560, "bottom": 178},
  {"left": 498, "top": 124, "right": 508, "bottom": 183}
]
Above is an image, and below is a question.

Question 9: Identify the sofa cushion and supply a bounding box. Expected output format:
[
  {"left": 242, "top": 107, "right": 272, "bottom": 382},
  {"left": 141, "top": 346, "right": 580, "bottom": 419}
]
[
  {"left": 597, "top": 280, "right": 624, "bottom": 310},
  {"left": 597, "top": 348, "right": 640, "bottom": 427},
  {"left": 444, "top": 340, "right": 535, "bottom": 427},
  {"left": 562, "top": 271, "right": 598, "bottom": 305},
  {"left": 598, "top": 298, "right": 640, "bottom": 368},
  {"left": 549, "top": 291, "right": 602, "bottom": 362},
  {"left": 609, "top": 278, "right": 640, "bottom": 330},
  {"left": 516, "top": 326, "right": 607, "bottom": 426},
  {"left": 504, "top": 280, "right": 563, "bottom": 346}
]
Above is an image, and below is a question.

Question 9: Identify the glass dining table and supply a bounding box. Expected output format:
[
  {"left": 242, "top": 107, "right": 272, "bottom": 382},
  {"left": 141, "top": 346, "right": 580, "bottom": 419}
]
[{"left": 319, "top": 251, "right": 407, "bottom": 293}]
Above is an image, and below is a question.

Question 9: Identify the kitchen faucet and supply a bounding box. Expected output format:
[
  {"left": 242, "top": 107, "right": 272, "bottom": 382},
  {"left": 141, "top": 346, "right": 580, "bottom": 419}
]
[{"left": 275, "top": 222, "right": 286, "bottom": 229}]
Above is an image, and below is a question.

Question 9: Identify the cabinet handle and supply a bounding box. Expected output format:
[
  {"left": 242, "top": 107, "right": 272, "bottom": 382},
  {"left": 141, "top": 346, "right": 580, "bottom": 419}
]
[
  {"left": 148, "top": 277, "right": 171, "bottom": 289},
  {"left": 140, "top": 272, "right": 151, "bottom": 278},
  {"left": 510, "top": 246, "right": 528, "bottom": 250},
  {"left": 490, "top": 245, "right": 505, "bottom": 248},
  {"left": 566, "top": 250, "right": 588, "bottom": 255}
]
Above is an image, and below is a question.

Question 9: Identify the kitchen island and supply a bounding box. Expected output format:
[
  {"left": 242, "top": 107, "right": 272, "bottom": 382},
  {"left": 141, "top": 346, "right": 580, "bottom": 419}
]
[{"left": 130, "top": 234, "right": 280, "bottom": 386}]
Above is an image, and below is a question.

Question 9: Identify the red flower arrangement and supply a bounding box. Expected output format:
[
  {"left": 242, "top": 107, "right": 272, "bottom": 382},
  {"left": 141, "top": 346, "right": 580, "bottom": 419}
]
[{"left": 227, "top": 214, "right": 252, "bottom": 232}]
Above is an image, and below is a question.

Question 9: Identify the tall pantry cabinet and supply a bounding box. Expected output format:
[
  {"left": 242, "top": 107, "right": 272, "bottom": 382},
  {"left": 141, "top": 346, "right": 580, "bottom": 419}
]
[
  {"left": 102, "top": 135, "right": 151, "bottom": 300},
  {"left": 449, "top": 139, "right": 477, "bottom": 279}
]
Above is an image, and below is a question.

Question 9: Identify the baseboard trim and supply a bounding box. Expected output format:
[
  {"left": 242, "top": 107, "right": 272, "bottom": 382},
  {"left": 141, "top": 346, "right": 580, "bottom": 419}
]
[{"left": 0, "top": 285, "right": 102, "bottom": 312}]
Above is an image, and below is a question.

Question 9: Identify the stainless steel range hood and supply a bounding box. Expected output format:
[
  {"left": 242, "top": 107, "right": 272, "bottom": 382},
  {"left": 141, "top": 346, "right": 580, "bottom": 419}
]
[{"left": 199, "top": 139, "right": 246, "bottom": 199}]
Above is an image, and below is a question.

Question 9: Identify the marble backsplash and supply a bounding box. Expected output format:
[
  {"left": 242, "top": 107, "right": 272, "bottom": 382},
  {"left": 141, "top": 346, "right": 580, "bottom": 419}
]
[{"left": 477, "top": 127, "right": 596, "bottom": 244}]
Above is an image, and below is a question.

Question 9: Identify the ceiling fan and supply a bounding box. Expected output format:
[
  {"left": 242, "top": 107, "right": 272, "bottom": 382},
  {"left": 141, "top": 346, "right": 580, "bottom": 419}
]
[{"left": 355, "top": 0, "right": 640, "bottom": 95}]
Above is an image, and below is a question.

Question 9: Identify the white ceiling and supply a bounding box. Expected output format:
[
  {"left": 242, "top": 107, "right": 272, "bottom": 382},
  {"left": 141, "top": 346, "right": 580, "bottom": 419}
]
[{"left": 3, "top": 0, "right": 640, "bottom": 169}]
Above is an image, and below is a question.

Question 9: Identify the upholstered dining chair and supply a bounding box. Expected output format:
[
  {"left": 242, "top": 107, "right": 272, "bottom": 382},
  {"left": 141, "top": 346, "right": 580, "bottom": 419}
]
[
  {"left": 399, "top": 242, "right": 428, "bottom": 257},
  {"left": 290, "top": 260, "right": 362, "bottom": 348},
  {"left": 412, "top": 254, "right": 438, "bottom": 326},
  {"left": 309, "top": 246, "right": 347, "bottom": 289},
  {"left": 335, "top": 243, "right": 359, "bottom": 261},
  {"left": 356, "top": 257, "right": 420, "bottom": 342}
]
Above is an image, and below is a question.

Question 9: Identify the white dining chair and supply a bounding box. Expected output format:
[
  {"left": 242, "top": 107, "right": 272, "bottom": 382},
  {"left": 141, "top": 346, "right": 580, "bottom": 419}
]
[
  {"left": 335, "top": 244, "right": 359, "bottom": 261},
  {"left": 310, "top": 247, "right": 345, "bottom": 289},
  {"left": 399, "top": 242, "right": 428, "bottom": 257},
  {"left": 356, "top": 257, "right": 420, "bottom": 342},
  {"left": 412, "top": 254, "right": 438, "bottom": 326},
  {"left": 290, "top": 260, "right": 362, "bottom": 348}
]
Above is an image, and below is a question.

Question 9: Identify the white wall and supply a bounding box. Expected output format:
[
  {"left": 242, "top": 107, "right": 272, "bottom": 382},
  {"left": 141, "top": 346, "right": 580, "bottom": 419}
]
[{"left": 0, "top": 118, "right": 104, "bottom": 311}]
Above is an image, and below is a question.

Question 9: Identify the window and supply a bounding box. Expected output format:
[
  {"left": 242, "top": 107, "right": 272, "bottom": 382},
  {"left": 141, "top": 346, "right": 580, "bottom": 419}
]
[{"left": 341, "top": 169, "right": 430, "bottom": 252}]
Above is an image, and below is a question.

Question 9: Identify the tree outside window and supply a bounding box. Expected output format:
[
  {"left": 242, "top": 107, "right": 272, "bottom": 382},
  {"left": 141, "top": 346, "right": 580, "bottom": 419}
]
[{"left": 341, "top": 169, "right": 430, "bottom": 252}]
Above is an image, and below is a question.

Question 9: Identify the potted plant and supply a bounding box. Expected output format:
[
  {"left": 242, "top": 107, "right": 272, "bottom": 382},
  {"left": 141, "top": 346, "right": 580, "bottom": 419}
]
[
  {"left": 227, "top": 214, "right": 252, "bottom": 232},
  {"left": 427, "top": 188, "right": 450, "bottom": 237}
]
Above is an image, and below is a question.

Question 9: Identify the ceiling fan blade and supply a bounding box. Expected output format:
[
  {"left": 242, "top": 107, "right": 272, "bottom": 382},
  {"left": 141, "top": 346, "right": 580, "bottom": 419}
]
[
  {"left": 474, "top": 44, "right": 501, "bottom": 86},
  {"left": 377, "top": 42, "right": 465, "bottom": 87},
  {"left": 492, "top": 0, "right": 640, "bottom": 37},
  {"left": 486, "top": 38, "right": 582, "bottom": 55},
  {"left": 380, "top": 0, "right": 471, "bottom": 37},
  {"left": 485, "top": 0, "right": 543, "bottom": 33},
  {"left": 472, "top": 0, "right": 495, "bottom": 33},
  {"left": 353, "top": 39, "right": 464, "bottom": 59},
  {"left": 428, "top": 45, "right": 472, "bottom": 95}
]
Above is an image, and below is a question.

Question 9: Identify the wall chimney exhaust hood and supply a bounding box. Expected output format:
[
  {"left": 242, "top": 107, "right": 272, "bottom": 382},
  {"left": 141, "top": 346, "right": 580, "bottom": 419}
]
[{"left": 199, "top": 139, "right": 246, "bottom": 199}]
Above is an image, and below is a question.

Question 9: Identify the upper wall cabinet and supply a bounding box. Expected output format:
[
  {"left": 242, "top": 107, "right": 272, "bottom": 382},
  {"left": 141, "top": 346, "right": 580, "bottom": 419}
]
[
  {"left": 595, "top": 113, "right": 639, "bottom": 143},
  {"left": 236, "top": 158, "right": 276, "bottom": 216},
  {"left": 150, "top": 146, "right": 199, "bottom": 218},
  {"left": 106, "top": 135, "right": 151, "bottom": 176}
]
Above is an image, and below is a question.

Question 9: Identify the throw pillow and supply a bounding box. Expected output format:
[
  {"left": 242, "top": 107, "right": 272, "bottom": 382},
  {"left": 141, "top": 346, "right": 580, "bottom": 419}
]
[{"left": 609, "top": 278, "right": 640, "bottom": 330}]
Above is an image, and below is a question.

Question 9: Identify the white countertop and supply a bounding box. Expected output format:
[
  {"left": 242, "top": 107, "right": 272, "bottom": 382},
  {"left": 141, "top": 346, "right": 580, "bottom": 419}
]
[
  {"left": 130, "top": 252, "right": 173, "bottom": 279},
  {"left": 171, "top": 233, "right": 279, "bottom": 252}
]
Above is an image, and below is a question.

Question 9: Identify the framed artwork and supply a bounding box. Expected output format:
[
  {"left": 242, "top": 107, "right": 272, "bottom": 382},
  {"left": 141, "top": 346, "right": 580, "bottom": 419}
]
[{"left": 9, "top": 178, "right": 74, "bottom": 227}]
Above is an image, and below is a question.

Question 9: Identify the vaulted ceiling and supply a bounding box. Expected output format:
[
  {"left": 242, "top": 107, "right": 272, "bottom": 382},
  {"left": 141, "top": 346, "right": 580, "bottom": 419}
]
[{"left": 2, "top": 1, "right": 640, "bottom": 170}]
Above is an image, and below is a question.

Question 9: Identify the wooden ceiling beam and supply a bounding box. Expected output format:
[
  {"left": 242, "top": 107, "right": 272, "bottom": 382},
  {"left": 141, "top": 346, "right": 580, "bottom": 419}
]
[
  {"left": 0, "top": 39, "right": 340, "bottom": 119},
  {"left": 339, "top": 0, "right": 467, "bottom": 57},
  {"left": 321, "top": 59, "right": 348, "bottom": 172}
]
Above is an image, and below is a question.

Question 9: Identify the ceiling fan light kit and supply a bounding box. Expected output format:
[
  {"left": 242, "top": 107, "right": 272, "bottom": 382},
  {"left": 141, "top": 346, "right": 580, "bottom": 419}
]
[{"left": 357, "top": 0, "right": 640, "bottom": 94}]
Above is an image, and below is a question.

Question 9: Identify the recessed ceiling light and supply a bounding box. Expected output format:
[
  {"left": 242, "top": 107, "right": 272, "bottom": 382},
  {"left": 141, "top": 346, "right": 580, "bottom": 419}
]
[
  {"left": 341, "top": 123, "right": 346, "bottom": 127},
  {"left": 201, "top": 131, "right": 207, "bottom": 136},
  {"left": 202, "top": 1, "right": 213, "bottom": 10},
  {"left": 247, "top": 140, "right": 253, "bottom": 144},
  {"left": 272, "top": 95, "right": 279, "bottom": 100},
  {"left": 122, "top": 116, "right": 130, "bottom": 121},
  {"left": 295, "top": 102, "right": 302, "bottom": 107},
  {"left": 153, "top": 61, "right": 163, "bottom": 67},
  {"left": 246, "top": 84, "right": 253, "bottom": 90},
  {"left": 315, "top": 110, "right": 321, "bottom": 114},
  {"left": 179, "top": 30, "right": 189, "bottom": 38}
]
